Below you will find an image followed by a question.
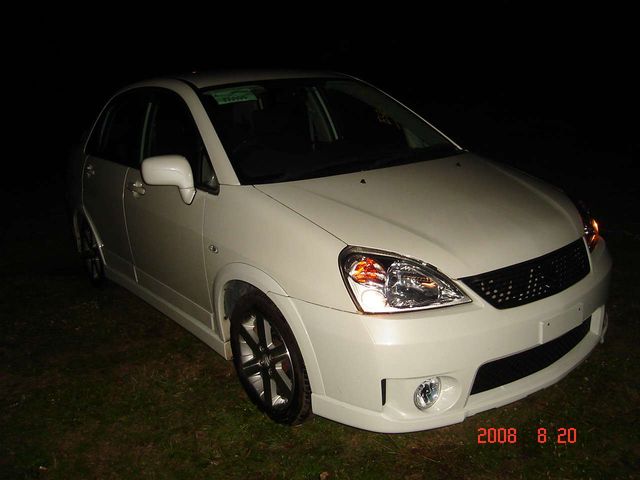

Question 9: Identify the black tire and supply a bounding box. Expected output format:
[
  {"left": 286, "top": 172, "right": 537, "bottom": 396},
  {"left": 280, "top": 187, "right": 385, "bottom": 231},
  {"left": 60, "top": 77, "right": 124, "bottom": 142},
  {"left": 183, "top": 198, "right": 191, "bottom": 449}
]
[
  {"left": 78, "top": 215, "right": 105, "bottom": 286},
  {"left": 230, "top": 292, "right": 312, "bottom": 425}
]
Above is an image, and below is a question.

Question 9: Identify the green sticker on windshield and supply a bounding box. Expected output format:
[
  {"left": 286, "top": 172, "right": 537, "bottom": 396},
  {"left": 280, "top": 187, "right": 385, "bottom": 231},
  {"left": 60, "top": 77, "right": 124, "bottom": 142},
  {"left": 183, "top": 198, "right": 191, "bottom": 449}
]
[{"left": 210, "top": 88, "right": 257, "bottom": 105}]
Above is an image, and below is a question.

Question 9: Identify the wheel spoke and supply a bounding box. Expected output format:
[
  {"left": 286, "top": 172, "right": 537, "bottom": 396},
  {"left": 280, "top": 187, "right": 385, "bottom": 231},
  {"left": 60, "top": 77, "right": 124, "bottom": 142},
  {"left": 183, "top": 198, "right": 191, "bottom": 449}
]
[
  {"left": 239, "top": 325, "right": 260, "bottom": 354},
  {"left": 82, "top": 228, "right": 94, "bottom": 248},
  {"left": 264, "top": 320, "right": 273, "bottom": 348},
  {"left": 241, "top": 357, "right": 261, "bottom": 376},
  {"left": 269, "top": 344, "right": 289, "bottom": 365},
  {"left": 91, "top": 258, "right": 100, "bottom": 278},
  {"left": 261, "top": 370, "right": 273, "bottom": 408},
  {"left": 273, "top": 366, "right": 292, "bottom": 398},
  {"left": 256, "top": 315, "right": 267, "bottom": 348}
]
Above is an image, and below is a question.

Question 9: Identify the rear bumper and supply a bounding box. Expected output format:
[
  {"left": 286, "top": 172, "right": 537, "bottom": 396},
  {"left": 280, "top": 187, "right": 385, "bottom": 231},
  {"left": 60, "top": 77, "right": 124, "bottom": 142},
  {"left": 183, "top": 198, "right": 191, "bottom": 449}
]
[{"left": 286, "top": 240, "right": 612, "bottom": 433}]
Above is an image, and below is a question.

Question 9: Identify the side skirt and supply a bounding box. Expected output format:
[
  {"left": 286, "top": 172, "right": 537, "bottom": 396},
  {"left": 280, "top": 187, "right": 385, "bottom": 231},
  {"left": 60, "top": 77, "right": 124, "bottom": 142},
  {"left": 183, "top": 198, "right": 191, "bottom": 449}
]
[{"left": 106, "top": 266, "right": 232, "bottom": 359}]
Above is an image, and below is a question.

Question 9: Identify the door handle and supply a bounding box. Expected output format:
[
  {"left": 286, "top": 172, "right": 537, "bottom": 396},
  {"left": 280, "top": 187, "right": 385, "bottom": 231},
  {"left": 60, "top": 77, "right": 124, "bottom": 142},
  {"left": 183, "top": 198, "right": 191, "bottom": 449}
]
[
  {"left": 126, "top": 181, "right": 146, "bottom": 196},
  {"left": 85, "top": 164, "right": 95, "bottom": 178}
]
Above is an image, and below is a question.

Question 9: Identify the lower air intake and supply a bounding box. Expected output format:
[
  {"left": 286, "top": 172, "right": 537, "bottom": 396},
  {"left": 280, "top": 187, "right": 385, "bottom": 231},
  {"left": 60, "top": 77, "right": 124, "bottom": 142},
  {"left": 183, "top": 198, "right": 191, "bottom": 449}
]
[{"left": 470, "top": 316, "right": 592, "bottom": 395}]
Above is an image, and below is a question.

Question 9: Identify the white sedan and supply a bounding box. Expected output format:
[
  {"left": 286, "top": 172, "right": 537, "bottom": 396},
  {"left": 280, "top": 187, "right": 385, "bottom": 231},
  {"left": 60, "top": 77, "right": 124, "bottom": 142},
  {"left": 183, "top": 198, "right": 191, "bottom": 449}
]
[{"left": 68, "top": 70, "right": 611, "bottom": 432}]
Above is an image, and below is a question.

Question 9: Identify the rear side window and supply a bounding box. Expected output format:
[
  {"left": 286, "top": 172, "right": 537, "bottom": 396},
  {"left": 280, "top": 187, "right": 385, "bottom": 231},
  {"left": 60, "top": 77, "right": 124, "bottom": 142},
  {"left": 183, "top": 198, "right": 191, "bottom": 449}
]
[{"left": 86, "top": 91, "right": 149, "bottom": 167}]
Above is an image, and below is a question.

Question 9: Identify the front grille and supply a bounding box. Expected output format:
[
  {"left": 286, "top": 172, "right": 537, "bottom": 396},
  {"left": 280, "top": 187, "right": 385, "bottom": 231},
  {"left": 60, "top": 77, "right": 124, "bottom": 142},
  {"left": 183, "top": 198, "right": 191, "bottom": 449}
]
[
  {"left": 462, "top": 239, "right": 590, "bottom": 309},
  {"left": 470, "top": 316, "right": 592, "bottom": 395}
]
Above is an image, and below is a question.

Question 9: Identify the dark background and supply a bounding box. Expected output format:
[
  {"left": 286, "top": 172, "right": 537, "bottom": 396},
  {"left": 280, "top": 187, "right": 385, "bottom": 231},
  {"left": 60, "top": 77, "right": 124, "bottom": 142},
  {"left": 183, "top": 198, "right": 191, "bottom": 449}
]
[{"left": 15, "top": 12, "right": 637, "bottom": 212}]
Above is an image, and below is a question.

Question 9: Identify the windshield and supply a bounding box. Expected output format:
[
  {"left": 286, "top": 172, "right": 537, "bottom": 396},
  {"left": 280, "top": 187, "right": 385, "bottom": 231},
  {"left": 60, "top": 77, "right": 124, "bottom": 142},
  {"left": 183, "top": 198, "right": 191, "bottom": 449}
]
[{"left": 200, "top": 78, "right": 460, "bottom": 184}]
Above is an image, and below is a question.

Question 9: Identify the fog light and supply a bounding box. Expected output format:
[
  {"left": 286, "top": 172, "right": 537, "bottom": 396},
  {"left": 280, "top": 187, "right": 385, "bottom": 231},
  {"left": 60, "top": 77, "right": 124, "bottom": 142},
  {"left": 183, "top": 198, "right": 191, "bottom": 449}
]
[{"left": 414, "top": 377, "right": 441, "bottom": 410}]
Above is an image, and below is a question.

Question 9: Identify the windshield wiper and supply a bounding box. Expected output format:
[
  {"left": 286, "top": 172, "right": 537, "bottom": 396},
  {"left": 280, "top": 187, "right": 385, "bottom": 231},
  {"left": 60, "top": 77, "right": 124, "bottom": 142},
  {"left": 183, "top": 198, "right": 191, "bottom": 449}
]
[
  {"left": 276, "top": 144, "right": 461, "bottom": 183},
  {"left": 280, "top": 156, "right": 372, "bottom": 182},
  {"left": 366, "top": 144, "right": 460, "bottom": 171}
]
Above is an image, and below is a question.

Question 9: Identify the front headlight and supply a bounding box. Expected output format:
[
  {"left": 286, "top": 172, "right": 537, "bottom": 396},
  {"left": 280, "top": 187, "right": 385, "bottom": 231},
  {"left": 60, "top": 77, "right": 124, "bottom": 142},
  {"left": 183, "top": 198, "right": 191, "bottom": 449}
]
[
  {"left": 574, "top": 200, "right": 600, "bottom": 251},
  {"left": 339, "top": 247, "right": 471, "bottom": 313}
]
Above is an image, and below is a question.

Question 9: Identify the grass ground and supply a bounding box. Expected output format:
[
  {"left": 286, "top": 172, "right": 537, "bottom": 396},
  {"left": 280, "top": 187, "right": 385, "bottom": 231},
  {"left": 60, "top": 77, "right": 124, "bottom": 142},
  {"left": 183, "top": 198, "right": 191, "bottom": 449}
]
[{"left": 1, "top": 165, "right": 638, "bottom": 479}]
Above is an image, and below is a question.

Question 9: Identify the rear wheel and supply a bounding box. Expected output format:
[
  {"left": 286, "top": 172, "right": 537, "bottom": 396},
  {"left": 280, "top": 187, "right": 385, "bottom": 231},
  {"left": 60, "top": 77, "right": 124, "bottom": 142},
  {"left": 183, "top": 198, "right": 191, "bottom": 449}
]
[
  {"left": 78, "top": 216, "right": 104, "bottom": 285},
  {"left": 230, "top": 292, "right": 312, "bottom": 425}
]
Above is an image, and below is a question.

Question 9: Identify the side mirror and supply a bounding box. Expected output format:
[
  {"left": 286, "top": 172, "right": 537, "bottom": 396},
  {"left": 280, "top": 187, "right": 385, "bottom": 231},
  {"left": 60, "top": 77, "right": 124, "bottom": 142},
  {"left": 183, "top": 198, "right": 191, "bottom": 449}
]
[{"left": 141, "top": 155, "right": 196, "bottom": 204}]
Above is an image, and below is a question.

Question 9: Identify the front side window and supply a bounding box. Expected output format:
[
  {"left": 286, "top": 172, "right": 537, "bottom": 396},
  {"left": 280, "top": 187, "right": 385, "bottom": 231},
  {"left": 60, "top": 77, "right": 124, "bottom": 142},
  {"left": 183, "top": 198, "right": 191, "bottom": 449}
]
[
  {"left": 86, "top": 91, "right": 149, "bottom": 167},
  {"left": 200, "top": 79, "right": 459, "bottom": 184}
]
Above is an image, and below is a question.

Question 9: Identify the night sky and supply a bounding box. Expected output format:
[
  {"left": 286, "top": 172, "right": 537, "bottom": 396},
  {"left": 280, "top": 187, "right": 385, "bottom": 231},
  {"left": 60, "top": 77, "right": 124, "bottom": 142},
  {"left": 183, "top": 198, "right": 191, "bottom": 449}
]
[
  {"left": 18, "top": 10, "right": 638, "bottom": 186},
  {"left": 10, "top": 9, "right": 638, "bottom": 210}
]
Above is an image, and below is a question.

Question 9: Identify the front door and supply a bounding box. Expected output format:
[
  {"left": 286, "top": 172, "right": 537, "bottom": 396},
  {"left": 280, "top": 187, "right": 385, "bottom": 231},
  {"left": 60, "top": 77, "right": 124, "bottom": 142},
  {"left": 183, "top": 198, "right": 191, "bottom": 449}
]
[{"left": 123, "top": 89, "right": 212, "bottom": 327}]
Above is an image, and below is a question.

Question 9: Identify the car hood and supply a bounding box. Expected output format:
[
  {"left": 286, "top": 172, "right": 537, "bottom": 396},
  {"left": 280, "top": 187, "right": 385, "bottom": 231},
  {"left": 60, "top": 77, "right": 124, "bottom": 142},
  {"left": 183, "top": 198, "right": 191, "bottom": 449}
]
[{"left": 255, "top": 153, "right": 584, "bottom": 278}]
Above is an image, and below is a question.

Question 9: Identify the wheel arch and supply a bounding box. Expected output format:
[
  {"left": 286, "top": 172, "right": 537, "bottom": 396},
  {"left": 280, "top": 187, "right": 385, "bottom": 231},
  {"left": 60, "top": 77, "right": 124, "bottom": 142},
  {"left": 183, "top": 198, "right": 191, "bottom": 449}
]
[{"left": 212, "top": 263, "right": 325, "bottom": 396}]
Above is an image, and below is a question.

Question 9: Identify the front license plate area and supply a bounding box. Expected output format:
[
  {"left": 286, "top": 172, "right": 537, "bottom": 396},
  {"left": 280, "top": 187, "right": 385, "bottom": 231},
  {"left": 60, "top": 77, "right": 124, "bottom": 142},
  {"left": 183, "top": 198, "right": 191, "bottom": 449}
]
[{"left": 538, "top": 303, "right": 584, "bottom": 344}]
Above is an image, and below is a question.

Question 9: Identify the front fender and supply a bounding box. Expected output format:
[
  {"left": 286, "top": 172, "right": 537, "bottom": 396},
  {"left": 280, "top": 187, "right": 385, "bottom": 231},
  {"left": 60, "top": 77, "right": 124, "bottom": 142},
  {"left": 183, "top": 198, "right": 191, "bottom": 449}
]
[
  {"left": 211, "top": 262, "right": 325, "bottom": 396},
  {"left": 212, "top": 262, "right": 288, "bottom": 335}
]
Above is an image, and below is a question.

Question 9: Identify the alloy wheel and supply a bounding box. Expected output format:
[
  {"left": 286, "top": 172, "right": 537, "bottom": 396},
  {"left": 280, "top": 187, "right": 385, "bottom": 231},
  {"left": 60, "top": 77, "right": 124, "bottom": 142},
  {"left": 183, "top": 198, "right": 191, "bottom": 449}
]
[{"left": 236, "top": 311, "right": 295, "bottom": 411}]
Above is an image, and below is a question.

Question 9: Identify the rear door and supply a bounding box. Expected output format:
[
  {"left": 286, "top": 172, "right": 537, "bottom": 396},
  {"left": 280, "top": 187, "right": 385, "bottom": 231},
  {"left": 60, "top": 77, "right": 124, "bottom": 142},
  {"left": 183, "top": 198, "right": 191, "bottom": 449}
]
[
  {"left": 123, "top": 89, "right": 213, "bottom": 327},
  {"left": 83, "top": 90, "right": 150, "bottom": 280}
]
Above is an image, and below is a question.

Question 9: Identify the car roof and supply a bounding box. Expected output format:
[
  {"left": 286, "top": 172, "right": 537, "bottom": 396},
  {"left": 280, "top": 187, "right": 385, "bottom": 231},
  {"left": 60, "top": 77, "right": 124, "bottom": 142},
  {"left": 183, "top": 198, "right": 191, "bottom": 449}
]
[{"left": 173, "top": 69, "right": 351, "bottom": 89}]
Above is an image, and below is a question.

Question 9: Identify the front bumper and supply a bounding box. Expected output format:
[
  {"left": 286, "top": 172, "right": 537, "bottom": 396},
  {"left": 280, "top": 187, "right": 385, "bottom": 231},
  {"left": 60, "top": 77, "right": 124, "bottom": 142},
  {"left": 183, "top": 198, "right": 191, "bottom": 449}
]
[{"left": 284, "top": 239, "right": 611, "bottom": 433}]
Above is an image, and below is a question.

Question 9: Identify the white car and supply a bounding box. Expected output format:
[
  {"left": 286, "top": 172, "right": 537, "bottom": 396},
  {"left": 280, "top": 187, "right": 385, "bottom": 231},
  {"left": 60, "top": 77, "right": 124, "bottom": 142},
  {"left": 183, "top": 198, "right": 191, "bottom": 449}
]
[{"left": 68, "top": 70, "right": 611, "bottom": 433}]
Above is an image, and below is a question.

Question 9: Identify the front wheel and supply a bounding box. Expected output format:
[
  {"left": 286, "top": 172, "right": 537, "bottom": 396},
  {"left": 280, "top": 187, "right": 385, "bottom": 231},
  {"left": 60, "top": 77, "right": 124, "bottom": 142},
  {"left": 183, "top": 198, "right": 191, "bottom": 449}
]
[{"left": 230, "top": 292, "right": 312, "bottom": 425}]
